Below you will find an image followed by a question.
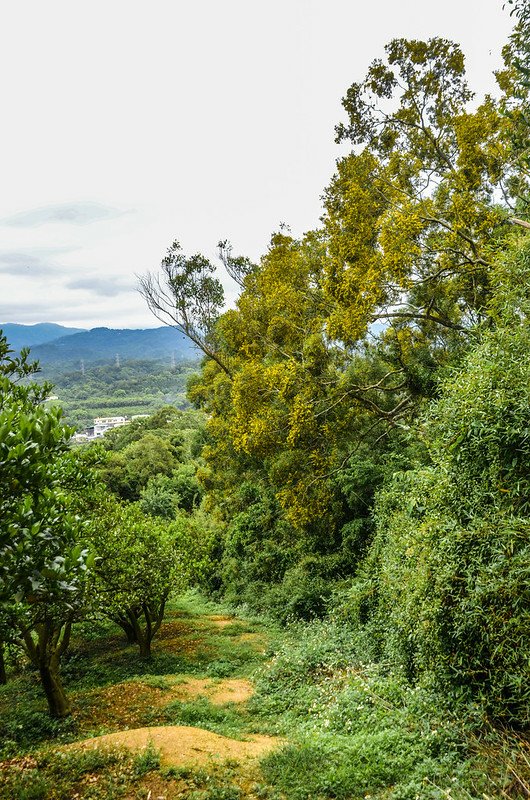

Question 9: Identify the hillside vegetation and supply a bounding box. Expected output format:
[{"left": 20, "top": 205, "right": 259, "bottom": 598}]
[
  {"left": 1, "top": 9, "right": 530, "bottom": 800},
  {"left": 42, "top": 360, "right": 199, "bottom": 430}
]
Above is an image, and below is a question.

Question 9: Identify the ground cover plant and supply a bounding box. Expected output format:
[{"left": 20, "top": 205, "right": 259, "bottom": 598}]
[{"left": 1, "top": 593, "right": 528, "bottom": 800}]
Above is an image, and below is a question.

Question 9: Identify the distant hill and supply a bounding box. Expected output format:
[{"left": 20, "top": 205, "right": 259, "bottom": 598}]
[
  {"left": 1, "top": 322, "right": 86, "bottom": 350},
  {"left": 27, "top": 326, "right": 198, "bottom": 368}
]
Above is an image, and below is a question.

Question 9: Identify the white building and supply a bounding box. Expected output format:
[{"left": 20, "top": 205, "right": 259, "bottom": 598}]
[
  {"left": 73, "top": 415, "right": 131, "bottom": 442},
  {"left": 93, "top": 416, "right": 128, "bottom": 436}
]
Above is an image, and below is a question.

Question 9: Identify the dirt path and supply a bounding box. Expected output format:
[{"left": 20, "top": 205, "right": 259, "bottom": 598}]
[{"left": 169, "top": 676, "right": 254, "bottom": 704}]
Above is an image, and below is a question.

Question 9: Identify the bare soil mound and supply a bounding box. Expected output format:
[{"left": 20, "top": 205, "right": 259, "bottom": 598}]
[
  {"left": 74, "top": 725, "right": 281, "bottom": 766},
  {"left": 170, "top": 677, "right": 254, "bottom": 705},
  {"left": 206, "top": 614, "right": 235, "bottom": 628}
]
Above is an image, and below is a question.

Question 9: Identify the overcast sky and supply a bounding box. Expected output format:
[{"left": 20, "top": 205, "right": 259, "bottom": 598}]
[{"left": 0, "top": 0, "right": 514, "bottom": 329}]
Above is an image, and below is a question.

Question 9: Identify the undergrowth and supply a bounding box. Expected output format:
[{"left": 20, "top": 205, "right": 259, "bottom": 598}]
[
  {"left": 254, "top": 619, "right": 530, "bottom": 799},
  {"left": 1, "top": 594, "right": 528, "bottom": 799}
]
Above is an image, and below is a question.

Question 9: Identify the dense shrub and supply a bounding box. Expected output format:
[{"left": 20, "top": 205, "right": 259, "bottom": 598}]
[{"left": 352, "top": 248, "right": 530, "bottom": 725}]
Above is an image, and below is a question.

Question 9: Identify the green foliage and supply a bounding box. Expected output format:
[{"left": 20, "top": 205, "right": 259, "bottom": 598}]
[
  {"left": 88, "top": 499, "right": 187, "bottom": 656},
  {"left": 353, "top": 242, "right": 530, "bottom": 725},
  {"left": 138, "top": 473, "right": 178, "bottom": 518},
  {"left": 0, "top": 684, "right": 78, "bottom": 751},
  {"left": 35, "top": 359, "right": 197, "bottom": 431},
  {"left": 0, "top": 333, "right": 99, "bottom": 717},
  {"left": 159, "top": 696, "right": 245, "bottom": 738},
  {"left": 132, "top": 742, "right": 161, "bottom": 776},
  {"left": 139, "top": 464, "right": 203, "bottom": 518},
  {"left": 101, "top": 433, "right": 180, "bottom": 500},
  {"left": 0, "top": 337, "right": 82, "bottom": 606},
  {"left": 0, "top": 746, "right": 142, "bottom": 800},
  {"left": 254, "top": 619, "right": 492, "bottom": 800},
  {"left": 97, "top": 407, "right": 206, "bottom": 522}
]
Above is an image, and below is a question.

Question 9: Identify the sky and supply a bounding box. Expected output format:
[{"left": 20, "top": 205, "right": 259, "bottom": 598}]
[{"left": 0, "top": 0, "right": 515, "bottom": 330}]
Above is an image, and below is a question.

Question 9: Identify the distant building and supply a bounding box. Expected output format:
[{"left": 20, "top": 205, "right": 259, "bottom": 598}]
[
  {"left": 93, "top": 416, "right": 128, "bottom": 436},
  {"left": 72, "top": 415, "right": 132, "bottom": 443}
]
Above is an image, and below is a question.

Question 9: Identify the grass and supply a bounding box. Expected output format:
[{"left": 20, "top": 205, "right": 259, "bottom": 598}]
[
  {"left": 0, "top": 747, "right": 140, "bottom": 800},
  {"left": 156, "top": 696, "right": 249, "bottom": 738},
  {"left": 253, "top": 618, "right": 530, "bottom": 799},
  {"left": 0, "top": 592, "right": 528, "bottom": 799}
]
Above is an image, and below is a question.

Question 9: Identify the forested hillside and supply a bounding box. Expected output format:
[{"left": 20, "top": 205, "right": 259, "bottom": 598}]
[
  {"left": 1, "top": 6, "right": 530, "bottom": 800},
  {"left": 27, "top": 326, "right": 198, "bottom": 367},
  {"left": 41, "top": 359, "right": 199, "bottom": 430}
]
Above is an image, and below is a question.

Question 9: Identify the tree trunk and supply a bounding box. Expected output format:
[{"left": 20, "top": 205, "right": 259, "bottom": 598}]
[
  {"left": 22, "top": 617, "right": 73, "bottom": 718},
  {"left": 137, "top": 633, "right": 152, "bottom": 658},
  {"left": 128, "top": 609, "right": 151, "bottom": 658},
  {"left": 0, "top": 641, "right": 6, "bottom": 685},
  {"left": 113, "top": 614, "right": 139, "bottom": 644},
  {"left": 39, "top": 660, "right": 71, "bottom": 718},
  {"left": 124, "top": 624, "right": 138, "bottom": 645}
]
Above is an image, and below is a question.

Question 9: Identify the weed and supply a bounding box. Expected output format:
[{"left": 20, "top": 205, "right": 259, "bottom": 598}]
[
  {"left": 193, "top": 787, "right": 242, "bottom": 800},
  {"left": 158, "top": 697, "right": 247, "bottom": 737},
  {"left": 206, "top": 659, "right": 239, "bottom": 678},
  {"left": 0, "top": 771, "right": 50, "bottom": 800},
  {"left": 133, "top": 742, "right": 161, "bottom": 776},
  {"left": 0, "top": 693, "right": 78, "bottom": 751},
  {"left": 0, "top": 747, "right": 133, "bottom": 800},
  {"left": 138, "top": 674, "right": 173, "bottom": 690}
]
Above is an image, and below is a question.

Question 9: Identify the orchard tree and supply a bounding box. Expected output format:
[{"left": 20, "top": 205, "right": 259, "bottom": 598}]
[
  {"left": 0, "top": 334, "right": 93, "bottom": 716},
  {"left": 89, "top": 500, "right": 185, "bottom": 657}
]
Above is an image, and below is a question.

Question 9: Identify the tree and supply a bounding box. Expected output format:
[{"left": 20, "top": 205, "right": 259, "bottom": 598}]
[
  {"left": 100, "top": 432, "right": 180, "bottom": 500},
  {"left": 140, "top": 34, "right": 530, "bottom": 621},
  {"left": 138, "top": 240, "right": 229, "bottom": 375},
  {"left": 89, "top": 500, "right": 183, "bottom": 657},
  {"left": 324, "top": 38, "right": 512, "bottom": 364},
  {"left": 0, "top": 334, "right": 92, "bottom": 716}
]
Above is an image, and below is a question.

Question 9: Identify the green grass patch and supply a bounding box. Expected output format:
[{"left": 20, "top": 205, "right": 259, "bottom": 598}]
[
  {"left": 156, "top": 696, "right": 248, "bottom": 738},
  {"left": 255, "top": 618, "right": 529, "bottom": 799},
  {"left": 0, "top": 746, "right": 137, "bottom": 800}
]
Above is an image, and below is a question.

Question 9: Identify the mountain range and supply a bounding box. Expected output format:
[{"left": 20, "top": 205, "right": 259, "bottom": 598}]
[
  {"left": 1, "top": 323, "right": 198, "bottom": 367},
  {"left": 1, "top": 323, "right": 86, "bottom": 350}
]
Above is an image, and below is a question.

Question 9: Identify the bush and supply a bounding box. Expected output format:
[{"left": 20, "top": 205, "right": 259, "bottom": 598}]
[{"left": 357, "top": 260, "right": 530, "bottom": 724}]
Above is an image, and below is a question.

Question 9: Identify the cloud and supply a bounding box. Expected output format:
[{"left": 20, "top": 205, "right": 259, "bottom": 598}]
[
  {"left": 66, "top": 276, "right": 133, "bottom": 297},
  {"left": 0, "top": 293, "right": 153, "bottom": 329},
  {"left": 1, "top": 300, "right": 87, "bottom": 323},
  {"left": 0, "top": 201, "right": 126, "bottom": 228},
  {"left": 0, "top": 249, "right": 70, "bottom": 276},
  {"left": 1, "top": 297, "right": 134, "bottom": 325}
]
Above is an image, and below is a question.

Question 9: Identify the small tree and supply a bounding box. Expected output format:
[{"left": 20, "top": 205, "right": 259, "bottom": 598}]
[
  {"left": 89, "top": 500, "right": 183, "bottom": 657},
  {"left": 0, "top": 334, "right": 92, "bottom": 716}
]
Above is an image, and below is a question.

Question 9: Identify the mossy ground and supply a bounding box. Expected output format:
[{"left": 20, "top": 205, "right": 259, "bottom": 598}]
[{"left": 0, "top": 592, "right": 528, "bottom": 799}]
